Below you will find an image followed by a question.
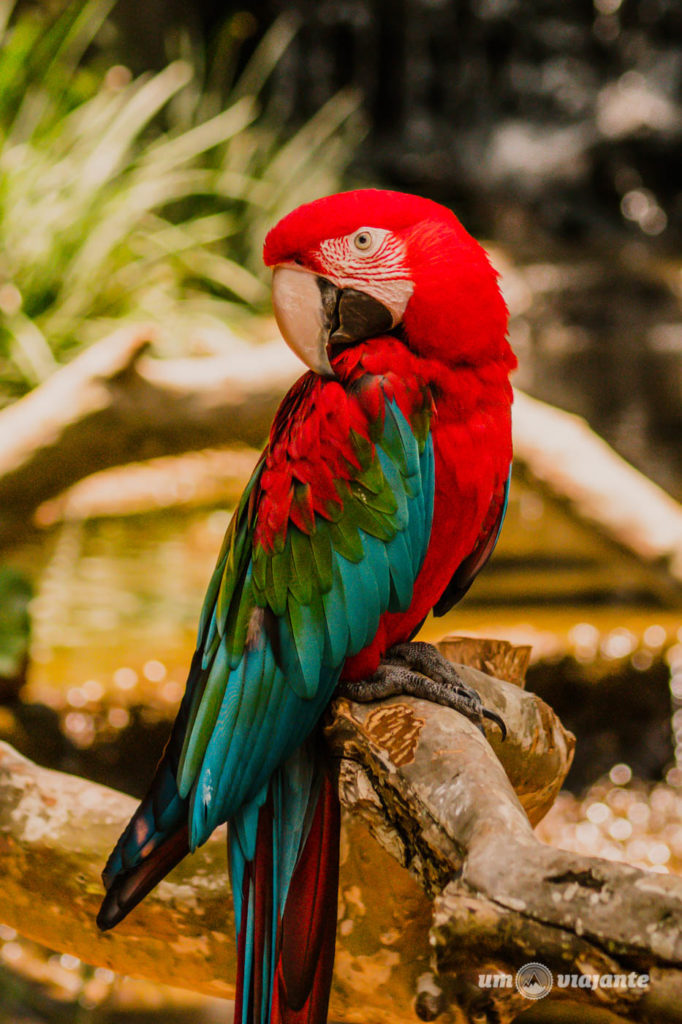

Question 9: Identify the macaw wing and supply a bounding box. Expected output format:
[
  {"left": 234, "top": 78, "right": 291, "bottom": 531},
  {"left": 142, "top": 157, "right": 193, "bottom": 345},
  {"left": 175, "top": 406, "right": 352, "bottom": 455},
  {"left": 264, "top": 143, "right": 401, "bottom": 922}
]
[
  {"left": 432, "top": 466, "right": 511, "bottom": 617},
  {"left": 177, "top": 390, "right": 436, "bottom": 850},
  {"left": 98, "top": 380, "right": 435, "bottom": 933}
]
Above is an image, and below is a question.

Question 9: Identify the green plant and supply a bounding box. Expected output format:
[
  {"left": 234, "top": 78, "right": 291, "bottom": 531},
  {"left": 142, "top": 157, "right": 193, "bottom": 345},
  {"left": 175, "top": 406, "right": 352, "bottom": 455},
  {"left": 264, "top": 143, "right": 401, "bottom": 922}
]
[
  {"left": 0, "top": 0, "right": 362, "bottom": 405},
  {"left": 0, "top": 566, "right": 31, "bottom": 692}
]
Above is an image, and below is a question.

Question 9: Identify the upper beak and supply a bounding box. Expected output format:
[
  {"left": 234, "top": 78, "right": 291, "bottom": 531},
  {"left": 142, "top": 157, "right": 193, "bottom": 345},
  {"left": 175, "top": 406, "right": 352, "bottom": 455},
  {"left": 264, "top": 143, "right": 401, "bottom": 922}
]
[
  {"left": 271, "top": 265, "right": 336, "bottom": 377},
  {"left": 271, "top": 265, "right": 394, "bottom": 377}
]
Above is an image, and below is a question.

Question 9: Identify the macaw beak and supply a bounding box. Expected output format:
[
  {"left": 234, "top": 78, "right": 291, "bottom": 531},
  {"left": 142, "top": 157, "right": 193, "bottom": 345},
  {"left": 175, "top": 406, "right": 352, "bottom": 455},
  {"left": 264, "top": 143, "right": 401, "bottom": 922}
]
[{"left": 271, "top": 265, "right": 394, "bottom": 377}]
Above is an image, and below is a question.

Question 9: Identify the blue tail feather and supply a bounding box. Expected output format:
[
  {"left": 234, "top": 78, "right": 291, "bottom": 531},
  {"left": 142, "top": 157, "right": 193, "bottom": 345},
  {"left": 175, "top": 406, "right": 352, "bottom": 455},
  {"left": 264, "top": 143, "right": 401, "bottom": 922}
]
[{"left": 231, "top": 743, "right": 329, "bottom": 1024}]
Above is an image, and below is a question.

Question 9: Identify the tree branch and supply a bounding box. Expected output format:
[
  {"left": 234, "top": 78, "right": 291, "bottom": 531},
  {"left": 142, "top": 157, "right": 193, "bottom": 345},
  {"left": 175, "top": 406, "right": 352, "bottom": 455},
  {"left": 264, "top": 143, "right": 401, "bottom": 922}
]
[
  {"left": 5, "top": 641, "right": 681, "bottom": 1020},
  {"left": 0, "top": 641, "right": 578, "bottom": 1019},
  {"left": 0, "top": 327, "right": 300, "bottom": 545},
  {"left": 323, "top": 653, "right": 682, "bottom": 1023}
]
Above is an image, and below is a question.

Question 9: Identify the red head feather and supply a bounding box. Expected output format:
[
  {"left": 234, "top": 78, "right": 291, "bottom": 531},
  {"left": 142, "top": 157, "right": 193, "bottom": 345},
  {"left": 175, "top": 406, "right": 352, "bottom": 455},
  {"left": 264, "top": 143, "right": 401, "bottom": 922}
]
[
  {"left": 263, "top": 190, "right": 457, "bottom": 266},
  {"left": 264, "top": 189, "right": 514, "bottom": 370}
]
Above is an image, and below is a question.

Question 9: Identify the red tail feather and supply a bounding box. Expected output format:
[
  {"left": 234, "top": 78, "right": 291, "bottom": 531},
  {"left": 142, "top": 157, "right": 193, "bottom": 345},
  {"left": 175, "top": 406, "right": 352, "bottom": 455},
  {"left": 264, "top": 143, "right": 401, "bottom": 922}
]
[
  {"left": 236, "top": 772, "right": 340, "bottom": 1024},
  {"left": 275, "top": 773, "right": 340, "bottom": 1024}
]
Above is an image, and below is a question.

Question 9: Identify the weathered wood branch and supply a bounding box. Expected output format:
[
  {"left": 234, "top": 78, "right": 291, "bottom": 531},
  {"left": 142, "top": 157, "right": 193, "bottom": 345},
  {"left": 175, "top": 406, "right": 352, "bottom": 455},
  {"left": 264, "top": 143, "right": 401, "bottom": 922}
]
[
  {"left": 0, "top": 644, "right": 569, "bottom": 1018},
  {"left": 0, "top": 326, "right": 299, "bottom": 545},
  {"left": 1, "top": 641, "right": 681, "bottom": 1021},
  {"left": 2, "top": 326, "right": 682, "bottom": 592},
  {"left": 324, "top": 663, "right": 682, "bottom": 1024},
  {"left": 512, "top": 389, "right": 682, "bottom": 587}
]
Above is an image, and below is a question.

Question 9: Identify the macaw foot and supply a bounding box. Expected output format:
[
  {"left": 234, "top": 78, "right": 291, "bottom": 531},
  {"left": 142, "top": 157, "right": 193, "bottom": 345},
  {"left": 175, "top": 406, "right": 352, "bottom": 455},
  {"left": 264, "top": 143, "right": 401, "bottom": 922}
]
[{"left": 339, "top": 640, "right": 506, "bottom": 740}]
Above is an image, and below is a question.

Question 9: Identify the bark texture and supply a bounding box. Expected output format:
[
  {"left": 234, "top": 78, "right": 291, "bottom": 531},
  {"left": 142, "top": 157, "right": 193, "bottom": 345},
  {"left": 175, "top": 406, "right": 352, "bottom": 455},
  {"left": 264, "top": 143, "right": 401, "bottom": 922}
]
[
  {"left": 2, "top": 641, "right": 681, "bottom": 1021},
  {"left": 326, "top": 691, "right": 682, "bottom": 1023}
]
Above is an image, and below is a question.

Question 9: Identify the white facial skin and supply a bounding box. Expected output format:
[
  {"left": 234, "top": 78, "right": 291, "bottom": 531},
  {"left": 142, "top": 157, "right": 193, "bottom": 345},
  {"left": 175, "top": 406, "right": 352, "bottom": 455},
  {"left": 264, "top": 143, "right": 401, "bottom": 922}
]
[
  {"left": 317, "top": 227, "right": 414, "bottom": 325},
  {"left": 271, "top": 227, "right": 414, "bottom": 376}
]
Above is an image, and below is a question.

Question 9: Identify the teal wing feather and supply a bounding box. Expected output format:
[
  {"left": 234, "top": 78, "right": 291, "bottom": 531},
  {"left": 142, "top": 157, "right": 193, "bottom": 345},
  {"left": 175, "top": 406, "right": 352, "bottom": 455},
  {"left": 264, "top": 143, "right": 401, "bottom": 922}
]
[
  {"left": 179, "top": 396, "right": 435, "bottom": 851},
  {"left": 98, "top": 384, "right": 435, "bottom": 945}
]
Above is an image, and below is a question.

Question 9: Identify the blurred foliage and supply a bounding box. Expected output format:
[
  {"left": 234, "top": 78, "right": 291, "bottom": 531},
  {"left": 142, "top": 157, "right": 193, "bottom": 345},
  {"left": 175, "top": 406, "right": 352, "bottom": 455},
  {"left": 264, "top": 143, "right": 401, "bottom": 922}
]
[
  {"left": 0, "top": 0, "right": 363, "bottom": 407},
  {"left": 0, "top": 566, "right": 31, "bottom": 690}
]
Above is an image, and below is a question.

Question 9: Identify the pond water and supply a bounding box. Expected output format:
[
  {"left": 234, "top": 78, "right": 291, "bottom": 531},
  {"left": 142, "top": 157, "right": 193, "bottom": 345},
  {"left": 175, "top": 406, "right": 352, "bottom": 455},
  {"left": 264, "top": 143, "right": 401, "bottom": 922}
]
[{"left": 4, "top": 497, "right": 677, "bottom": 716}]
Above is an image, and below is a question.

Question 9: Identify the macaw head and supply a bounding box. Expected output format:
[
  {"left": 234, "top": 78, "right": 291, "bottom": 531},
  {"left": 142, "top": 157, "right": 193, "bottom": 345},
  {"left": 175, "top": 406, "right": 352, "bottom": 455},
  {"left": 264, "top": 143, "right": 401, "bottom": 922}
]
[{"left": 263, "top": 189, "right": 511, "bottom": 376}]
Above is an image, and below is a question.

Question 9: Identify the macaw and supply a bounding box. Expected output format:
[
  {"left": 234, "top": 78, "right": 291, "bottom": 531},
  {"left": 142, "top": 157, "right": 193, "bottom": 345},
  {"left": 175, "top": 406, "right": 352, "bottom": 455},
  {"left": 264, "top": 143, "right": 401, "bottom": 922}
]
[{"left": 97, "top": 189, "right": 516, "bottom": 1024}]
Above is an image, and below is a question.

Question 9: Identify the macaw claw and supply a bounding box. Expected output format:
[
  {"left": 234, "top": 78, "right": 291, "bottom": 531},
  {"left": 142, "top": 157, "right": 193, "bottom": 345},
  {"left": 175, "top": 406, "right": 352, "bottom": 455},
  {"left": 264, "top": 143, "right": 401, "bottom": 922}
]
[
  {"left": 338, "top": 640, "right": 507, "bottom": 742},
  {"left": 480, "top": 705, "right": 507, "bottom": 741}
]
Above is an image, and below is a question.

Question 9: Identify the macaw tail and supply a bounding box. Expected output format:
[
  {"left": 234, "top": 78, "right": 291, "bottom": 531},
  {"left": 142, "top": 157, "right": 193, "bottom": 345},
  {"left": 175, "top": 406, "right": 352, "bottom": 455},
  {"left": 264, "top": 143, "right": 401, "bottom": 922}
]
[{"left": 230, "top": 744, "right": 340, "bottom": 1024}]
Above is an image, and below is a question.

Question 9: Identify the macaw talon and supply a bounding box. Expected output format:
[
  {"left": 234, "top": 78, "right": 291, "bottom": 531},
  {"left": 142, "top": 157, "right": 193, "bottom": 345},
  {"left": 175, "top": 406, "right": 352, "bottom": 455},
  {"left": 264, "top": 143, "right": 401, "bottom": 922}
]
[
  {"left": 481, "top": 705, "right": 507, "bottom": 741},
  {"left": 339, "top": 640, "right": 506, "bottom": 741},
  {"left": 388, "top": 641, "right": 507, "bottom": 740}
]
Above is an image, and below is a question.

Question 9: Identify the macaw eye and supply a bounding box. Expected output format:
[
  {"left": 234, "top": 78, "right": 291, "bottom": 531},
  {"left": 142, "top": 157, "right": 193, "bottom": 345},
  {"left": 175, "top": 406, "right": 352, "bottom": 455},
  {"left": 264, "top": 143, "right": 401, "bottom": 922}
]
[{"left": 353, "top": 230, "right": 374, "bottom": 252}]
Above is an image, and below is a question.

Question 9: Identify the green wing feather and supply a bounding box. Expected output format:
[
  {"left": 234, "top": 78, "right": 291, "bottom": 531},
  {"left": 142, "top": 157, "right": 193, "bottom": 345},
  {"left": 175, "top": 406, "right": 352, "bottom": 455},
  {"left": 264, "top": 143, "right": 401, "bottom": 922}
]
[{"left": 172, "top": 390, "right": 435, "bottom": 850}]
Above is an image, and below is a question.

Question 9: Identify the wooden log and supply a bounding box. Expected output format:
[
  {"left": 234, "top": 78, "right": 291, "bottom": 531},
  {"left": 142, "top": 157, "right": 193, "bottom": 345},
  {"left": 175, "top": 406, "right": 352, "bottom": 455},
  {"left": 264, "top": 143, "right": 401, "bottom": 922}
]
[
  {"left": 512, "top": 389, "right": 682, "bottom": 587},
  {"left": 3, "top": 661, "right": 680, "bottom": 1022},
  {"left": 438, "top": 635, "right": 532, "bottom": 689},
  {"left": 0, "top": 649, "right": 575, "bottom": 1021},
  {"left": 325, "top": 691, "right": 682, "bottom": 1023},
  {"left": 7, "top": 645, "right": 682, "bottom": 1021},
  {"left": 0, "top": 326, "right": 300, "bottom": 545}
]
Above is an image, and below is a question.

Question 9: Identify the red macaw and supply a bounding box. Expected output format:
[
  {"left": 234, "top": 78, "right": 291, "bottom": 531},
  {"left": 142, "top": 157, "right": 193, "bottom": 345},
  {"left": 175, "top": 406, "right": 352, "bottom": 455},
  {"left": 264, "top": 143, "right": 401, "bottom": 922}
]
[{"left": 97, "top": 190, "right": 516, "bottom": 1024}]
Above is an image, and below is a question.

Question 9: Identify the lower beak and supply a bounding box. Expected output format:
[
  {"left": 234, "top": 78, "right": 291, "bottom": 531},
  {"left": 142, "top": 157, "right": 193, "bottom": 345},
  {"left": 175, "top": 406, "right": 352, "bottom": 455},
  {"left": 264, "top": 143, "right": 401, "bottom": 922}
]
[{"left": 271, "top": 266, "right": 394, "bottom": 377}]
